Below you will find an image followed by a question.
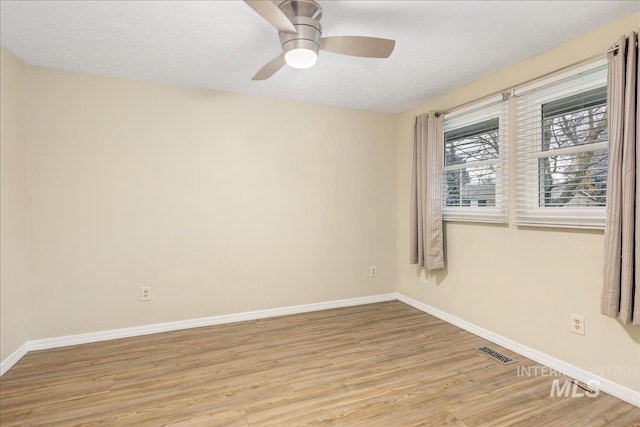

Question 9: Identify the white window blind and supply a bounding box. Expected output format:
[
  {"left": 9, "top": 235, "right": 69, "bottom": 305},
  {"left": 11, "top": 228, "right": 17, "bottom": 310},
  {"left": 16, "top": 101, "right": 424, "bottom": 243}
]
[
  {"left": 515, "top": 64, "right": 608, "bottom": 229},
  {"left": 443, "top": 98, "right": 509, "bottom": 223}
]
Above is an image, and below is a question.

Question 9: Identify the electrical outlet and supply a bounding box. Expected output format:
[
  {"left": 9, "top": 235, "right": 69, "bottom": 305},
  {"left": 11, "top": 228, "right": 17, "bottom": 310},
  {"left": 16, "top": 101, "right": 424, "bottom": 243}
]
[
  {"left": 140, "top": 286, "right": 151, "bottom": 302},
  {"left": 370, "top": 266, "right": 377, "bottom": 278},
  {"left": 571, "top": 313, "right": 585, "bottom": 335}
]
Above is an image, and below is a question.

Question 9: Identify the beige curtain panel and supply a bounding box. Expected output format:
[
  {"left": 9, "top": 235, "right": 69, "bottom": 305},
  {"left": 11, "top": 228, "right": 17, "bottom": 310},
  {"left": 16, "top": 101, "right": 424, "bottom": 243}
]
[
  {"left": 602, "top": 31, "right": 639, "bottom": 325},
  {"left": 410, "top": 113, "right": 445, "bottom": 270}
]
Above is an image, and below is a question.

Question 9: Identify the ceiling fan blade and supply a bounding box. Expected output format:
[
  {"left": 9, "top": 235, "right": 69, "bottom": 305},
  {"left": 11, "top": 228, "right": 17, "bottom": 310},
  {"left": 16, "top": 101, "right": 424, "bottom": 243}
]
[
  {"left": 252, "top": 54, "right": 286, "bottom": 80},
  {"left": 244, "top": 1, "right": 298, "bottom": 34},
  {"left": 320, "top": 36, "right": 395, "bottom": 58}
]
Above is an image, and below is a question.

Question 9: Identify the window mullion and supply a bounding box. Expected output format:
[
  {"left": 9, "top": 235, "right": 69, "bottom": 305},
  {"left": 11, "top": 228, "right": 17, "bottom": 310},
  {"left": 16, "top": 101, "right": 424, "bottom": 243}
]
[
  {"left": 531, "top": 141, "right": 608, "bottom": 158},
  {"left": 443, "top": 158, "right": 497, "bottom": 171}
]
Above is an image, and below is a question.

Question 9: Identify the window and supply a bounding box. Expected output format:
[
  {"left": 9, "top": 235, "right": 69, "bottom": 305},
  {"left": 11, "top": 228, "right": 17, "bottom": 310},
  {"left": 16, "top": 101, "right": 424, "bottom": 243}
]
[
  {"left": 515, "top": 63, "right": 608, "bottom": 228},
  {"left": 443, "top": 98, "right": 508, "bottom": 223}
]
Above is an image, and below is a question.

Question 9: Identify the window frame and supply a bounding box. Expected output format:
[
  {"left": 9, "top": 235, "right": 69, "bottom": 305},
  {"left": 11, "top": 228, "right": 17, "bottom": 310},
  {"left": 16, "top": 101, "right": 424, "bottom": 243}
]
[
  {"left": 442, "top": 99, "right": 509, "bottom": 223},
  {"left": 515, "top": 63, "right": 608, "bottom": 229}
]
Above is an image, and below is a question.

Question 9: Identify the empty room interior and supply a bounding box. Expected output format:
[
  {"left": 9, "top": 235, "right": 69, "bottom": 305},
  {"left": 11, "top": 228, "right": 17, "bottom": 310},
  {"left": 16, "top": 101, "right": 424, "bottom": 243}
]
[{"left": 1, "top": 1, "right": 640, "bottom": 425}]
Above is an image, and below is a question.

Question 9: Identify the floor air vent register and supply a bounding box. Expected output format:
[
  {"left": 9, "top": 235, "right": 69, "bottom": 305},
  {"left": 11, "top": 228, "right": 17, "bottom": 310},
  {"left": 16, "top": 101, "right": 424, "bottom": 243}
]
[{"left": 476, "top": 346, "right": 517, "bottom": 365}]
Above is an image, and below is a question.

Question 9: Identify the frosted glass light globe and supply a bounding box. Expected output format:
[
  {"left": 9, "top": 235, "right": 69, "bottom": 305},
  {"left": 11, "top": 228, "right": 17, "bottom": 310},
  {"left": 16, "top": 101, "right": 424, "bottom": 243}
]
[{"left": 285, "top": 48, "right": 318, "bottom": 69}]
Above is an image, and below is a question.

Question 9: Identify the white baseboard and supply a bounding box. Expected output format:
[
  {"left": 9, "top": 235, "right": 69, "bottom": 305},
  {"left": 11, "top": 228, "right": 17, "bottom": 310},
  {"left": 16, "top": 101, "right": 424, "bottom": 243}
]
[
  {"left": 0, "top": 342, "right": 29, "bottom": 377},
  {"left": 1, "top": 293, "right": 396, "bottom": 374},
  {"left": 396, "top": 293, "right": 640, "bottom": 408},
  {"left": 28, "top": 293, "right": 396, "bottom": 351}
]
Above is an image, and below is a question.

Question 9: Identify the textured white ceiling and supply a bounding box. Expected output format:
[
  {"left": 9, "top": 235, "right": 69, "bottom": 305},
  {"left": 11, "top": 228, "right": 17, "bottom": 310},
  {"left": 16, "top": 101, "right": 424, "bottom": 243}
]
[{"left": 1, "top": 1, "right": 638, "bottom": 113}]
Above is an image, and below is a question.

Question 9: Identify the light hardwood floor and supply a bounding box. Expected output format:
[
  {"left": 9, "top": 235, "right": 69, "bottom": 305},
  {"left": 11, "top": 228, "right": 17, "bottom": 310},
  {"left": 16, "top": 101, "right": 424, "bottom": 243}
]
[{"left": 1, "top": 301, "right": 639, "bottom": 426}]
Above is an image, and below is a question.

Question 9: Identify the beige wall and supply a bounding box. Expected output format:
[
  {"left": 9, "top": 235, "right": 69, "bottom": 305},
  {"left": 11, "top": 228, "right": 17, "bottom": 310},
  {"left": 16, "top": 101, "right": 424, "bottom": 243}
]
[
  {"left": 396, "top": 12, "right": 640, "bottom": 392},
  {"left": 1, "top": 46, "right": 28, "bottom": 362},
  {"left": 25, "top": 67, "right": 397, "bottom": 339}
]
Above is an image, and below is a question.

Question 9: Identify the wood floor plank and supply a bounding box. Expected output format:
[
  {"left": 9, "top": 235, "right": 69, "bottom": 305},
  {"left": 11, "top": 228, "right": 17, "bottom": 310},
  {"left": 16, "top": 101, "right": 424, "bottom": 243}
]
[{"left": 1, "top": 301, "right": 638, "bottom": 426}]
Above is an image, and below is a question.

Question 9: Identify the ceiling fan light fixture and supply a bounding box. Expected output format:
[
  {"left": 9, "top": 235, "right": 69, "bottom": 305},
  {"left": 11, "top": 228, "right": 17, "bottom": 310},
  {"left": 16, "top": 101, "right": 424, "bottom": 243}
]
[
  {"left": 284, "top": 48, "right": 318, "bottom": 69},
  {"left": 246, "top": 0, "right": 395, "bottom": 80}
]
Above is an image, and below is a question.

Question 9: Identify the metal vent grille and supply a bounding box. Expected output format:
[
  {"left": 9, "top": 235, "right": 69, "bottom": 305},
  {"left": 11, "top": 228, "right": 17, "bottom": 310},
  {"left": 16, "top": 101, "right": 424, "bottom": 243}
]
[{"left": 476, "top": 346, "right": 516, "bottom": 365}]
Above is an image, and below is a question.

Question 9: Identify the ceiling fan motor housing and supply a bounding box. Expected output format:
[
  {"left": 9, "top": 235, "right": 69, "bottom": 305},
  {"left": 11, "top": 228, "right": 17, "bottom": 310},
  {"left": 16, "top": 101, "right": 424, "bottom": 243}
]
[{"left": 278, "top": 0, "right": 323, "bottom": 57}]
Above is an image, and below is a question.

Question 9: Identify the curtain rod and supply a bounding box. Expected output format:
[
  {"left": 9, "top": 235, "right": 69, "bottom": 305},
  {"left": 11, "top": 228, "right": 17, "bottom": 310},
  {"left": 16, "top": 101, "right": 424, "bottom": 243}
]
[{"left": 435, "top": 43, "right": 621, "bottom": 116}]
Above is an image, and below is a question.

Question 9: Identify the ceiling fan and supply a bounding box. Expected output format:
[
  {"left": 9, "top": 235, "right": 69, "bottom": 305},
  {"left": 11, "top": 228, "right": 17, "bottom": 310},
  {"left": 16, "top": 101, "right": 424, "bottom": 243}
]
[{"left": 244, "top": 0, "right": 396, "bottom": 80}]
